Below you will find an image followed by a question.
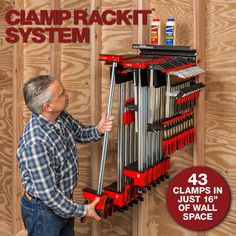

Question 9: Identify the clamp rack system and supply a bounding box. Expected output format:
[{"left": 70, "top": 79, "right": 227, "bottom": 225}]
[{"left": 82, "top": 44, "right": 205, "bottom": 219}]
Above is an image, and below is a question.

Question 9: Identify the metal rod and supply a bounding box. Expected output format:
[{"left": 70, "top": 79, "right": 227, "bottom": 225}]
[
  {"left": 148, "top": 69, "right": 155, "bottom": 167},
  {"left": 165, "top": 74, "right": 171, "bottom": 119},
  {"left": 144, "top": 86, "right": 148, "bottom": 169},
  {"left": 124, "top": 83, "right": 128, "bottom": 168},
  {"left": 117, "top": 84, "right": 124, "bottom": 192},
  {"left": 97, "top": 62, "right": 117, "bottom": 195},
  {"left": 128, "top": 81, "right": 132, "bottom": 165},
  {"left": 138, "top": 69, "right": 144, "bottom": 171}
]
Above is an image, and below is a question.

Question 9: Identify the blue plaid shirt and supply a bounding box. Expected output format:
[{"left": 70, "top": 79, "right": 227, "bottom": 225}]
[{"left": 17, "top": 111, "right": 102, "bottom": 218}]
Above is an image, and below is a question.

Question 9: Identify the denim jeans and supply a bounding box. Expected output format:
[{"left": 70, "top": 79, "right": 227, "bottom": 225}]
[{"left": 21, "top": 194, "right": 75, "bottom": 236}]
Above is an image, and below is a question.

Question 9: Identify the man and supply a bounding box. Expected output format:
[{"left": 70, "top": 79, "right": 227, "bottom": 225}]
[{"left": 17, "top": 75, "right": 114, "bottom": 236}]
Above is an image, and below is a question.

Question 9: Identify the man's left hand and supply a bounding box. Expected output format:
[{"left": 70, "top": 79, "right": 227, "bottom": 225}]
[{"left": 96, "top": 112, "right": 114, "bottom": 134}]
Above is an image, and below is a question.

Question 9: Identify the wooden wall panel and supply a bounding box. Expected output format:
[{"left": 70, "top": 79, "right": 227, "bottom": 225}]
[
  {"left": 148, "top": 148, "right": 198, "bottom": 236},
  {"left": 204, "top": 221, "right": 236, "bottom": 236},
  {"left": 101, "top": 0, "right": 134, "bottom": 235},
  {"left": 205, "top": 1, "right": 236, "bottom": 234},
  {"left": 0, "top": 0, "right": 13, "bottom": 230},
  {"left": 149, "top": 0, "right": 194, "bottom": 47},
  {"left": 146, "top": 1, "right": 195, "bottom": 236},
  {"left": 60, "top": 1, "right": 92, "bottom": 235},
  {"left": 23, "top": 0, "right": 51, "bottom": 123},
  {"left": 0, "top": 117, "right": 13, "bottom": 224},
  {"left": 12, "top": 0, "right": 25, "bottom": 233}
]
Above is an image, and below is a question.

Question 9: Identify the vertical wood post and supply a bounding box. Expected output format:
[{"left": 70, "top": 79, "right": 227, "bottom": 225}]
[
  {"left": 12, "top": 0, "right": 24, "bottom": 234},
  {"left": 90, "top": 1, "right": 102, "bottom": 235},
  {"left": 132, "top": 1, "right": 150, "bottom": 236},
  {"left": 50, "top": 0, "right": 61, "bottom": 80},
  {"left": 194, "top": 1, "right": 206, "bottom": 235},
  {"left": 193, "top": 0, "right": 206, "bottom": 167}
]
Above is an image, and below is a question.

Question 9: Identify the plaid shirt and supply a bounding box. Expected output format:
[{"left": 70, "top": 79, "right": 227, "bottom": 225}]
[{"left": 17, "top": 111, "right": 102, "bottom": 218}]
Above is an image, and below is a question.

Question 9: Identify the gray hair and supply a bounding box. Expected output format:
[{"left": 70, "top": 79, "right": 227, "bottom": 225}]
[{"left": 23, "top": 75, "right": 56, "bottom": 114}]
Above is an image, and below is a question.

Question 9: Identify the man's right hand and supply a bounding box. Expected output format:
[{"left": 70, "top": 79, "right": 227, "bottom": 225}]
[{"left": 86, "top": 197, "right": 102, "bottom": 221}]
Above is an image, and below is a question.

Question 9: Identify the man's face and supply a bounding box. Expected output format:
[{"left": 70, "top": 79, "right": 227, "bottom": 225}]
[{"left": 48, "top": 80, "right": 69, "bottom": 113}]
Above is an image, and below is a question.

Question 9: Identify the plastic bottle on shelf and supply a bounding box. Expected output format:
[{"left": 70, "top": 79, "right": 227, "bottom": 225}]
[
  {"left": 150, "top": 18, "right": 161, "bottom": 45},
  {"left": 166, "top": 16, "right": 176, "bottom": 45}
]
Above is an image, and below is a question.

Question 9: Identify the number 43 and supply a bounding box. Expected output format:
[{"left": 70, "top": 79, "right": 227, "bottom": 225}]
[{"left": 188, "top": 173, "right": 208, "bottom": 186}]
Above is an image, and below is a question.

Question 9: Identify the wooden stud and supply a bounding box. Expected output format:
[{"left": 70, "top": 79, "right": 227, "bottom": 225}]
[
  {"left": 193, "top": 0, "right": 206, "bottom": 167},
  {"left": 12, "top": 0, "right": 24, "bottom": 234},
  {"left": 50, "top": 0, "right": 61, "bottom": 80},
  {"left": 132, "top": 1, "right": 150, "bottom": 236},
  {"left": 194, "top": 1, "right": 206, "bottom": 235},
  {"left": 90, "top": 1, "right": 102, "bottom": 236},
  {"left": 132, "top": 0, "right": 150, "bottom": 45}
]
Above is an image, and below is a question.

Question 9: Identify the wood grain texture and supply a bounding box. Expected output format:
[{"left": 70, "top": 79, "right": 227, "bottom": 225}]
[
  {"left": 23, "top": 0, "right": 50, "bottom": 86},
  {"left": 90, "top": 1, "right": 103, "bottom": 235},
  {"left": 132, "top": 0, "right": 150, "bottom": 44},
  {"left": 50, "top": 0, "right": 61, "bottom": 80},
  {"left": 12, "top": 0, "right": 25, "bottom": 233},
  {"left": 205, "top": 221, "right": 236, "bottom": 236},
  {"left": 60, "top": 1, "right": 92, "bottom": 235},
  {"left": 0, "top": 221, "right": 12, "bottom": 236},
  {"left": 101, "top": 0, "right": 134, "bottom": 235},
  {"left": 205, "top": 1, "right": 236, "bottom": 235},
  {"left": 0, "top": 90, "right": 12, "bottom": 119},
  {"left": 148, "top": 146, "right": 197, "bottom": 236},
  {"left": 149, "top": 0, "right": 194, "bottom": 47},
  {"left": 132, "top": 1, "right": 150, "bottom": 236},
  {"left": 23, "top": 0, "right": 51, "bottom": 125},
  {"left": 0, "top": 0, "right": 13, "bottom": 229},
  {"left": 193, "top": 0, "right": 205, "bottom": 171},
  {"left": 205, "top": 143, "right": 236, "bottom": 222},
  {"left": 143, "top": 1, "right": 195, "bottom": 236},
  {"left": 0, "top": 117, "right": 13, "bottom": 226}
]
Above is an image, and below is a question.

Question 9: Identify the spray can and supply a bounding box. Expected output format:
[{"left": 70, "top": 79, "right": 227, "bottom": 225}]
[
  {"left": 166, "top": 17, "right": 176, "bottom": 45},
  {"left": 150, "top": 18, "right": 161, "bottom": 45}
]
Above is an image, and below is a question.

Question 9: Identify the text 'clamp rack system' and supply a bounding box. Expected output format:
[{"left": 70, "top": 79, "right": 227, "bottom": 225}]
[{"left": 82, "top": 44, "right": 205, "bottom": 219}]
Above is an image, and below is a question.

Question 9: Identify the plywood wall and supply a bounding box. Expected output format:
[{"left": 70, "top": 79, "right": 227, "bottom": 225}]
[
  {"left": 101, "top": 0, "right": 134, "bottom": 235},
  {"left": 144, "top": 1, "right": 196, "bottom": 235},
  {"left": 60, "top": 0, "right": 92, "bottom": 235},
  {"left": 205, "top": 0, "right": 236, "bottom": 235},
  {"left": 0, "top": 0, "right": 236, "bottom": 235},
  {"left": 0, "top": 0, "right": 13, "bottom": 233}
]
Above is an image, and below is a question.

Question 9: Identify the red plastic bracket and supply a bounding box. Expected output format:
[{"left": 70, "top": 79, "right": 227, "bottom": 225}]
[{"left": 82, "top": 188, "right": 107, "bottom": 212}]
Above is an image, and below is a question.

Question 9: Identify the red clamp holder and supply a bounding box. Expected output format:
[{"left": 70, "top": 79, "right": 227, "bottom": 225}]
[
  {"left": 99, "top": 54, "right": 141, "bottom": 63},
  {"left": 122, "top": 56, "right": 171, "bottom": 69},
  {"left": 123, "top": 182, "right": 132, "bottom": 205},
  {"left": 125, "top": 181, "right": 143, "bottom": 205},
  {"left": 103, "top": 181, "right": 142, "bottom": 213},
  {"left": 159, "top": 157, "right": 171, "bottom": 181},
  {"left": 163, "top": 156, "right": 171, "bottom": 177},
  {"left": 82, "top": 188, "right": 107, "bottom": 217},
  {"left": 147, "top": 166, "right": 154, "bottom": 186},
  {"left": 99, "top": 54, "right": 124, "bottom": 63},
  {"left": 152, "top": 162, "right": 160, "bottom": 183},
  {"left": 151, "top": 157, "right": 171, "bottom": 184},
  {"left": 123, "top": 161, "right": 148, "bottom": 188},
  {"left": 103, "top": 182, "right": 125, "bottom": 208}
]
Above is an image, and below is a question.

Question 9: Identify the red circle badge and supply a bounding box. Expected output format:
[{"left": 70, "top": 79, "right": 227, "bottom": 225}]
[{"left": 166, "top": 166, "right": 230, "bottom": 231}]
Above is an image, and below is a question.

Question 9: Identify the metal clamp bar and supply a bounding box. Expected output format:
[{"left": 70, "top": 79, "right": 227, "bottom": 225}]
[
  {"left": 117, "top": 84, "right": 124, "bottom": 192},
  {"left": 97, "top": 62, "right": 117, "bottom": 195}
]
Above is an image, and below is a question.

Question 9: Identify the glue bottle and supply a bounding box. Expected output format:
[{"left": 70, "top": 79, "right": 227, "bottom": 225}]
[
  {"left": 150, "top": 18, "right": 161, "bottom": 45},
  {"left": 166, "top": 16, "right": 176, "bottom": 45}
]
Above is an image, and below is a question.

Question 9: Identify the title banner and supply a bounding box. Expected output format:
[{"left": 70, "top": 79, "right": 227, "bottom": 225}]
[{"left": 5, "top": 9, "right": 152, "bottom": 43}]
